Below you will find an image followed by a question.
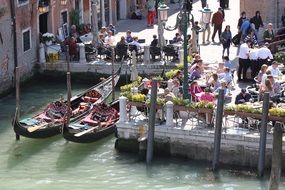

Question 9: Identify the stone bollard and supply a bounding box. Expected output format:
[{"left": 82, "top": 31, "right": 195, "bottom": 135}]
[
  {"left": 178, "top": 49, "right": 184, "bottom": 64},
  {"left": 78, "top": 43, "right": 86, "bottom": 64},
  {"left": 166, "top": 101, "right": 174, "bottom": 127},
  {"left": 144, "top": 45, "right": 150, "bottom": 64},
  {"left": 39, "top": 43, "right": 46, "bottom": 64},
  {"left": 119, "top": 96, "right": 127, "bottom": 123}
]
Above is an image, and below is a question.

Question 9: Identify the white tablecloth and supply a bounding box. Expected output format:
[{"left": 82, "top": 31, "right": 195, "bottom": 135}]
[
  {"left": 46, "top": 44, "right": 61, "bottom": 54},
  {"left": 80, "top": 33, "right": 93, "bottom": 44}
]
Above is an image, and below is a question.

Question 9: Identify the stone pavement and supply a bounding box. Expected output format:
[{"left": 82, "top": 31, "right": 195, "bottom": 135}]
[
  {"left": 114, "top": 0, "right": 250, "bottom": 103},
  {"left": 115, "top": 0, "right": 240, "bottom": 65}
]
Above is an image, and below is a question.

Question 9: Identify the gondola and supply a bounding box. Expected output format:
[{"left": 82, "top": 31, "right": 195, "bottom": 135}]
[
  {"left": 62, "top": 100, "right": 119, "bottom": 143},
  {"left": 13, "top": 70, "right": 120, "bottom": 139}
]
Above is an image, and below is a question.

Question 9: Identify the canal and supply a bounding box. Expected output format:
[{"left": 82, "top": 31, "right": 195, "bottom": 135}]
[{"left": 0, "top": 78, "right": 284, "bottom": 190}]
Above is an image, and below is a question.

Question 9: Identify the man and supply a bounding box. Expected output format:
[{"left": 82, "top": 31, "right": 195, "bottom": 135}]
[
  {"left": 268, "top": 61, "right": 281, "bottom": 77},
  {"left": 150, "top": 34, "right": 158, "bottom": 47},
  {"left": 235, "top": 88, "right": 252, "bottom": 104},
  {"left": 237, "top": 12, "right": 247, "bottom": 30},
  {"left": 211, "top": 7, "right": 224, "bottom": 43},
  {"left": 257, "top": 42, "right": 273, "bottom": 66},
  {"left": 240, "top": 19, "right": 251, "bottom": 41},
  {"left": 238, "top": 40, "right": 251, "bottom": 82},
  {"left": 249, "top": 46, "right": 259, "bottom": 79},
  {"left": 104, "top": 31, "right": 115, "bottom": 46},
  {"left": 126, "top": 30, "right": 133, "bottom": 43}
]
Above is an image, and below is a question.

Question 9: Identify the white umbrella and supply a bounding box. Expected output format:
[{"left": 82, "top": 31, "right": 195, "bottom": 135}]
[{"left": 130, "top": 50, "right": 138, "bottom": 81}]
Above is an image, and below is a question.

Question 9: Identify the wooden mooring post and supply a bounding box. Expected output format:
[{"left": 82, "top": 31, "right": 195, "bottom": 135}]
[
  {"left": 212, "top": 89, "right": 224, "bottom": 171},
  {"left": 258, "top": 92, "right": 270, "bottom": 177},
  {"left": 111, "top": 47, "right": 115, "bottom": 102},
  {"left": 268, "top": 122, "right": 283, "bottom": 190},
  {"left": 66, "top": 72, "right": 72, "bottom": 126},
  {"left": 146, "top": 80, "right": 158, "bottom": 164},
  {"left": 15, "top": 67, "right": 20, "bottom": 141}
]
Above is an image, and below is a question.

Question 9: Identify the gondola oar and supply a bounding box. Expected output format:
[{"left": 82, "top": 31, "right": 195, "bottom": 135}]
[{"left": 27, "top": 123, "right": 49, "bottom": 132}]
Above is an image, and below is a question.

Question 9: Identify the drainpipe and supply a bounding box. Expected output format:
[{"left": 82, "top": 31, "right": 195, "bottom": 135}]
[
  {"left": 277, "top": 0, "right": 280, "bottom": 28},
  {"left": 10, "top": 0, "right": 18, "bottom": 82}
]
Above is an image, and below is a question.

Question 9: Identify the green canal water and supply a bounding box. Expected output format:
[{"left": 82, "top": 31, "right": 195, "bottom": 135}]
[{"left": 0, "top": 80, "right": 284, "bottom": 190}]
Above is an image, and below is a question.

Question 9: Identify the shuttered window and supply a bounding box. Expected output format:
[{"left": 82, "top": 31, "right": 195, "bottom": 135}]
[
  {"left": 22, "top": 28, "right": 31, "bottom": 52},
  {"left": 18, "top": 0, "right": 29, "bottom": 6}
]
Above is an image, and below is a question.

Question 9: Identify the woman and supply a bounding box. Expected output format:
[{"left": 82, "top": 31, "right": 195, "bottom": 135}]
[
  {"left": 263, "top": 23, "right": 274, "bottom": 43},
  {"left": 260, "top": 79, "right": 273, "bottom": 98},
  {"left": 206, "top": 73, "right": 221, "bottom": 91},
  {"left": 189, "top": 66, "right": 202, "bottom": 81},
  {"left": 257, "top": 64, "right": 268, "bottom": 83},
  {"left": 200, "top": 87, "right": 215, "bottom": 102},
  {"left": 221, "top": 25, "right": 232, "bottom": 57},
  {"left": 189, "top": 81, "right": 203, "bottom": 102},
  {"left": 250, "top": 11, "right": 264, "bottom": 33}
]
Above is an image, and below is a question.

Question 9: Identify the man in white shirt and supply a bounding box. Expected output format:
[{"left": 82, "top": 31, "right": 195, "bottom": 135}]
[
  {"left": 249, "top": 47, "right": 259, "bottom": 79},
  {"left": 257, "top": 42, "right": 273, "bottom": 66},
  {"left": 268, "top": 61, "right": 281, "bottom": 77},
  {"left": 104, "top": 31, "right": 115, "bottom": 46},
  {"left": 238, "top": 40, "right": 251, "bottom": 82}
]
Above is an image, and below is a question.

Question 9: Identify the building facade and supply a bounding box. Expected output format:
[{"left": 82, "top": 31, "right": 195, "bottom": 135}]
[{"left": 0, "top": 0, "right": 93, "bottom": 94}]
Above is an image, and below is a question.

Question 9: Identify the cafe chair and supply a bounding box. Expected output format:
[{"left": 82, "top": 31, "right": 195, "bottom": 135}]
[
  {"left": 97, "top": 46, "right": 107, "bottom": 60},
  {"left": 115, "top": 44, "right": 128, "bottom": 61},
  {"left": 163, "top": 45, "right": 178, "bottom": 61},
  {"left": 129, "top": 44, "right": 144, "bottom": 61},
  {"left": 150, "top": 46, "right": 161, "bottom": 61},
  {"left": 85, "top": 44, "right": 97, "bottom": 62}
]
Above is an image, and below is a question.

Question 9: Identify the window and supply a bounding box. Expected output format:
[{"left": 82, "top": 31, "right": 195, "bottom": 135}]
[
  {"left": 22, "top": 28, "right": 31, "bottom": 52},
  {"left": 61, "top": 11, "right": 68, "bottom": 26},
  {"left": 18, "top": 0, "right": 29, "bottom": 6}
]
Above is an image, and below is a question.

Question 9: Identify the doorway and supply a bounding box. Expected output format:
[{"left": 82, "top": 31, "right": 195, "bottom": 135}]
[{"left": 39, "top": 12, "right": 48, "bottom": 35}]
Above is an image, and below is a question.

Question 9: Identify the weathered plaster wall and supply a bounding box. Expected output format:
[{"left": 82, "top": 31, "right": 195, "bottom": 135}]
[
  {"left": 240, "top": 0, "right": 285, "bottom": 28},
  {"left": 0, "top": 0, "right": 15, "bottom": 92},
  {"left": 15, "top": 1, "right": 38, "bottom": 79}
]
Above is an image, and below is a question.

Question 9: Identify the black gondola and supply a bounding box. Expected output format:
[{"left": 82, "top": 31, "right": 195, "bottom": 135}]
[
  {"left": 62, "top": 100, "right": 119, "bottom": 143},
  {"left": 13, "top": 71, "right": 120, "bottom": 139}
]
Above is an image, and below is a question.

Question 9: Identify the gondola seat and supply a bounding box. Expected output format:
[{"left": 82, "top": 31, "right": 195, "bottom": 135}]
[{"left": 83, "top": 96, "right": 99, "bottom": 103}]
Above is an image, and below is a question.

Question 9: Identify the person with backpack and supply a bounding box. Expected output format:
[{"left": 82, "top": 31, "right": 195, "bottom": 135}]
[{"left": 240, "top": 18, "right": 251, "bottom": 41}]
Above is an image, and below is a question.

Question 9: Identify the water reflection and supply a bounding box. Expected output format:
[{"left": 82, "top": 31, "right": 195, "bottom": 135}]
[
  {"left": 7, "top": 136, "right": 61, "bottom": 169},
  {"left": 56, "top": 136, "right": 113, "bottom": 172}
]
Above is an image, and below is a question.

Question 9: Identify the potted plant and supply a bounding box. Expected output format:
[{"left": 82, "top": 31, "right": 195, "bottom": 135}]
[{"left": 42, "top": 32, "right": 54, "bottom": 45}]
